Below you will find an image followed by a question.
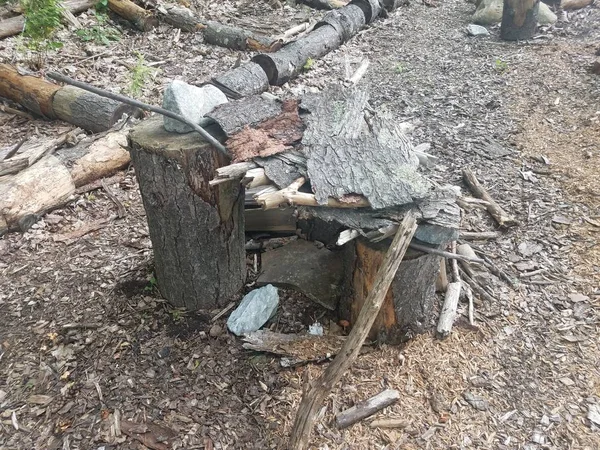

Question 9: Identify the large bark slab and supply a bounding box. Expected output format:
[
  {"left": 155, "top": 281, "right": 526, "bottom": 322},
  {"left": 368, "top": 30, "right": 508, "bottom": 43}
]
[{"left": 128, "top": 117, "right": 245, "bottom": 310}]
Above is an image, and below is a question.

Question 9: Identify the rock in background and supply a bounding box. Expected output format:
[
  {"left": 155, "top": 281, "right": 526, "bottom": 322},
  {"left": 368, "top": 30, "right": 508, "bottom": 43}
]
[{"left": 473, "top": 0, "right": 557, "bottom": 25}]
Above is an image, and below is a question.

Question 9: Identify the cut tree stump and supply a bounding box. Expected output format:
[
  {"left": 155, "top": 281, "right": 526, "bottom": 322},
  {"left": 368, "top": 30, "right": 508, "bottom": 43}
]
[
  {"left": 340, "top": 236, "right": 442, "bottom": 343},
  {"left": 500, "top": 0, "right": 540, "bottom": 41},
  {"left": 128, "top": 117, "right": 245, "bottom": 310}
]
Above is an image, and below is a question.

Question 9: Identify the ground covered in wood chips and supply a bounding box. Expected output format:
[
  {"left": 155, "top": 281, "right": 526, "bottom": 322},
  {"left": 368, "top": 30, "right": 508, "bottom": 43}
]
[{"left": 1, "top": 0, "right": 600, "bottom": 448}]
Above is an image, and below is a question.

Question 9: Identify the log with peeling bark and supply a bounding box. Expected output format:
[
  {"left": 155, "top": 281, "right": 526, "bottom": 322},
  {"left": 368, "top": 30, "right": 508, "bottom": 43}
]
[
  {"left": 0, "top": 64, "right": 141, "bottom": 131},
  {"left": 203, "top": 21, "right": 283, "bottom": 52},
  {"left": 108, "top": 0, "right": 158, "bottom": 31},
  {"left": 298, "top": 0, "right": 348, "bottom": 9},
  {"left": 500, "top": 0, "right": 539, "bottom": 41},
  {"left": 462, "top": 168, "right": 518, "bottom": 228},
  {"left": 289, "top": 214, "right": 417, "bottom": 450},
  {"left": 210, "top": 62, "right": 270, "bottom": 99},
  {"left": 0, "top": 0, "right": 96, "bottom": 39},
  {"left": 335, "top": 389, "right": 400, "bottom": 429},
  {"left": 128, "top": 117, "right": 245, "bottom": 310}
]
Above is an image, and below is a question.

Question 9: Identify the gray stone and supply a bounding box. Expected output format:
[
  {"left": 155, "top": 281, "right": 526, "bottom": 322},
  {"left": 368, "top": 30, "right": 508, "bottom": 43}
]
[
  {"left": 473, "top": 0, "right": 556, "bottom": 25},
  {"left": 467, "top": 24, "right": 490, "bottom": 36},
  {"left": 162, "top": 81, "right": 228, "bottom": 133},
  {"left": 226, "top": 285, "right": 279, "bottom": 336},
  {"left": 257, "top": 240, "right": 343, "bottom": 310}
]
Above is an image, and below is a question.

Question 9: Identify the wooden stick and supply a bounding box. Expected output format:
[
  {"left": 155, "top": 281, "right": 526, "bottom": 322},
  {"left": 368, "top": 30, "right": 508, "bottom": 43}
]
[
  {"left": 409, "top": 242, "right": 484, "bottom": 265},
  {"left": 288, "top": 212, "right": 417, "bottom": 449},
  {"left": 459, "top": 231, "right": 501, "bottom": 240},
  {"left": 348, "top": 58, "right": 370, "bottom": 84},
  {"left": 335, "top": 389, "right": 400, "bottom": 429},
  {"left": 465, "top": 284, "right": 475, "bottom": 326},
  {"left": 462, "top": 168, "right": 518, "bottom": 228},
  {"left": 437, "top": 241, "right": 461, "bottom": 338},
  {"left": 460, "top": 269, "right": 496, "bottom": 304}
]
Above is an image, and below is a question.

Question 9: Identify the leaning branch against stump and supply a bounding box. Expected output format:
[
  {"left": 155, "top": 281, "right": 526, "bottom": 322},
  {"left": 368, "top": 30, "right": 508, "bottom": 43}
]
[
  {"left": 436, "top": 242, "right": 461, "bottom": 338},
  {"left": 288, "top": 213, "right": 417, "bottom": 449},
  {"left": 335, "top": 389, "right": 400, "bottom": 429},
  {"left": 462, "top": 168, "right": 518, "bottom": 228}
]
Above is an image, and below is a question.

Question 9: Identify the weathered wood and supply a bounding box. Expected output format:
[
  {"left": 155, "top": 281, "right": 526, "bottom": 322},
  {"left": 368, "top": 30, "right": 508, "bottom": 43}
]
[
  {"left": 315, "top": 4, "right": 366, "bottom": 42},
  {"left": 207, "top": 95, "right": 283, "bottom": 136},
  {"left": 242, "top": 330, "right": 346, "bottom": 361},
  {"left": 128, "top": 117, "right": 245, "bottom": 310},
  {"left": 298, "top": 0, "right": 347, "bottom": 9},
  {"left": 203, "top": 21, "right": 282, "bottom": 52},
  {"left": 462, "top": 168, "right": 518, "bottom": 228},
  {"left": 350, "top": 0, "right": 382, "bottom": 23},
  {"left": 335, "top": 389, "right": 400, "bottom": 429},
  {"left": 436, "top": 281, "right": 461, "bottom": 338},
  {"left": 108, "top": 0, "right": 158, "bottom": 31},
  {"left": 289, "top": 213, "right": 417, "bottom": 450},
  {"left": 0, "top": 0, "right": 96, "bottom": 39},
  {"left": 253, "top": 24, "right": 343, "bottom": 85},
  {"left": 500, "top": 0, "right": 539, "bottom": 41},
  {"left": 0, "top": 156, "right": 75, "bottom": 234},
  {"left": 435, "top": 259, "right": 448, "bottom": 292},
  {"left": 0, "top": 63, "right": 60, "bottom": 118},
  {"left": 156, "top": 3, "right": 205, "bottom": 31},
  {"left": 341, "top": 238, "right": 441, "bottom": 343},
  {"left": 459, "top": 230, "right": 501, "bottom": 240},
  {"left": 52, "top": 85, "right": 141, "bottom": 133},
  {"left": 210, "top": 62, "right": 270, "bottom": 99}
]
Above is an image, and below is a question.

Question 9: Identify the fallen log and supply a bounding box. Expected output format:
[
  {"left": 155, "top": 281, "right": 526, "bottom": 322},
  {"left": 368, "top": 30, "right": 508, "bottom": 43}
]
[
  {"left": 0, "top": 0, "right": 96, "bottom": 39},
  {"left": 289, "top": 213, "right": 417, "bottom": 449},
  {"left": 298, "top": 0, "right": 348, "bottom": 9},
  {"left": 210, "top": 62, "right": 270, "bottom": 99},
  {"left": 335, "top": 389, "right": 400, "bottom": 429},
  {"left": 156, "top": 3, "right": 205, "bottom": 31},
  {"left": 0, "top": 63, "right": 60, "bottom": 117},
  {"left": 462, "top": 168, "right": 518, "bottom": 228},
  {"left": 203, "top": 21, "right": 282, "bottom": 52},
  {"left": 108, "top": 0, "right": 158, "bottom": 31}
]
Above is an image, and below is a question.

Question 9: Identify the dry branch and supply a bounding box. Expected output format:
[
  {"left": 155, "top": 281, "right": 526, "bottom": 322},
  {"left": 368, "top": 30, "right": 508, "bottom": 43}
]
[
  {"left": 335, "top": 389, "right": 400, "bottom": 429},
  {"left": 462, "top": 168, "right": 518, "bottom": 228},
  {"left": 288, "top": 212, "right": 417, "bottom": 449},
  {"left": 108, "top": 0, "right": 158, "bottom": 31}
]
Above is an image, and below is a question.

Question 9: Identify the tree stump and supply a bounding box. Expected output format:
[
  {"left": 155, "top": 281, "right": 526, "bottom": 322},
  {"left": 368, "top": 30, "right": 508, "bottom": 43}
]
[
  {"left": 340, "top": 237, "right": 442, "bottom": 343},
  {"left": 128, "top": 117, "right": 246, "bottom": 310},
  {"left": 500, "top": 0, "right": 540, "bottom": 41}
]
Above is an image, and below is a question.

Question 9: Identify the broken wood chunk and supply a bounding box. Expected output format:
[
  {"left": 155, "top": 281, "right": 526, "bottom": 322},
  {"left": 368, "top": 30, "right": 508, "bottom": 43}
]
[
  {"left": 210, "top": 62, "right": 270, "bottom": 99},
  {"left": 207, "top": 95, "right": 282, "bottom": 136},
  {"left": 436, "top": 281, "right": 461, "bottom": 338},
  {"left": 335, "top": 389, "right": 400, "bottom": 429}
]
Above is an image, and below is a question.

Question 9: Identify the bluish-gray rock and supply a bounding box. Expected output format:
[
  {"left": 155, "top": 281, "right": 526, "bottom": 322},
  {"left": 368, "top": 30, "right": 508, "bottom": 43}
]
[
  {"left": 467, "top": 24, "right": 489, "bottom": 36},
  {"left": 162, "top": 81, "right": 228, "bottom": 133},
  {"left": 227, "top": 285, "right": 279, "bottom": 336}
]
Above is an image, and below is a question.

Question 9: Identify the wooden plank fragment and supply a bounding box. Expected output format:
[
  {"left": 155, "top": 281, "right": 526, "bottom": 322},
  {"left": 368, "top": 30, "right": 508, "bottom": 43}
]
[{"left": 335, "top": 389, "right": 400, "bottom": 429}]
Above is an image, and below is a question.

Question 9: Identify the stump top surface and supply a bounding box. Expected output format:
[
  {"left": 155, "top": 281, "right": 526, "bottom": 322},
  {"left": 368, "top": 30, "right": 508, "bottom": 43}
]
[{"left": 129, "top": 116, "right": 216, "bottom": 158}]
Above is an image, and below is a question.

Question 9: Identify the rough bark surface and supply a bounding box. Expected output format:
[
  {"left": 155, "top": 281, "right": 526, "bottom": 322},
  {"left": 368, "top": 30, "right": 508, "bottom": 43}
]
[
  {"left": 0, "top": 63, "right": 60, "bottom": 118},
  {"left": 252, "top": 24, "right": 343, "bottom": 85},
  {"left": 128, "top": 117, "right": 245, "bottom": 310},
  {"left": 255, "top": 151, "right": 307, "bottom": 188},
  {"left": 500, "top": 0, "right": 540, "bottom": 41},
  {"left": 52, "top": 85, "right": 141, "bottom": 133},
  {"left": 210, "top": 62, "right": 269, "bottom": 99},
  {"left": 350, "top": 0, "right": 382, "bottom": 23},
  {"left": 207, "top": 95, "right": 282, "bottom": 136},
  {"left": 335, "top": 389, "right": 400, "bottom": 429},
  {"left": 203, "top": 21, "right": 282, "bottom": 52},
  {"left": 315, "top": 4, "right": 365, "bottom": 42},
  {"left": 157, "top": 3, "right": 205, "bottom": 32}
]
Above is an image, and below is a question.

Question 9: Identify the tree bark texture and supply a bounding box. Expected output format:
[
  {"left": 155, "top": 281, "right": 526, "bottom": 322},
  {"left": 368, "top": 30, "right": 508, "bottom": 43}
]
[
  {"left": 340, "top": 237, "right": 441, "bottom": 343},
  {"left": 108, "top": 0, "right": 158, "bottom": 31},
  {"left": 0, "top": 0, "right": 96, "bottom": 39},
  {"left": 350, "top": 0, "right": 381, "bottom": 23},
  {"left": 500, "top": 0, "right": 539, "bottom": 41},
  {"left": 315, "top": 4, "right": 365, "bottom": 42},
  {"left": 157, "top": 3, "right": 205, "bottom": 32},
  {"left": 288, "top": 213, "right": 417, "bottom": 449},
  {"left": 203, "top": 21, "right": 282, "bottom": 52},
  {"left": 128, "top": 117, "right": 245, "bottom": 310},
  {"left": 210, "top": 62, "right": 270, "bottom": 99},
  {"left": 52, "top": 85, "right": 141, "bottom": 133},
  {"left": 0, "top": 63, "right": 60, "bottom": 118}
]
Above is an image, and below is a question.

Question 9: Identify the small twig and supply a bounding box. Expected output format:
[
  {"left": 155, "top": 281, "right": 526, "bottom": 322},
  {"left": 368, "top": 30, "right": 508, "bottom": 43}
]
[
  {"left": 0, "top": 136, "right": 28, "bottom": 162},
  {"left": 46, "top": 72, "right": 229, "bottom": 157},
  {"left": 101, "top": 179, "right": 126, "bottom": 218},
  {"left": 0, "top": 104, "right": 34, "bottom": 120},
  {"left": 211, "top": 302, "right": 235, "bottom": 322},
  {"left": 460, "top": 269, "right": 496, "bottom": 303},
  {"left": 409, "top": 242, "right": 484, "bottom": 265},
  {"left": 62, "top": 323, "right": 102, "bottom": 330},
  {"left": 348, "top": 58, "right": 370, "bottom": 84},
  {"left": 465, "top": 284, "right": 475, "bottom": 326}
]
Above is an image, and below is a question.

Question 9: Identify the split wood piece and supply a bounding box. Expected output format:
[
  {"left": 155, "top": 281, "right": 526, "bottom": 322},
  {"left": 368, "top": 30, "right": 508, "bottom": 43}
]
[
  {"left": 335, "top": 389, "right": 400, "bottom": 429},
  {"left": 348, "top": 58, "right": 369, "bottom": 84},
  {"left": 0, "top": 64, "right": 141, "bottom": 131},
  {"left": 289, "top": 213, "right": 417, "bottom": 449},
  {"left": 0, "top": 129, "right": 77, "bottom": 177},
  {"left": 459, "top": 230, "right": 501, "bottom": 240},
  {"left": 0, "top": 0, "right": 96, "bottom": 39},
  {"left": 210, "top": 62, "right": 270, "bottom": 99},
  {"left": 0, "top": 126, "right": 132, "bottom": 234},
  {"left": 436, "top": 281, "right": 461, "bottom": 338},
  {"left": 409, "top": 242, "right": 484, "bottom": 264},
  {"left": 462, "top": 168, "right": 518, "bottom": 228},
  {"left": 370, "top": 418, "right": 410, "bottom": 428},
  {"left": 243, "top": 168, "right": 269, "bottom": 188},
  {"left": 108, "top": 0, "right": 158, "bottom": 31},
  {"left": 203, "top": 21, "right": 283, "bottom": 52},
  {"left": 500, "top": 0, "right": 540, "bottom": 41},
  {"left": 215, "top": 161, "right": 257, "bottom": 179},
  {"left": 561, "top": 0, "right": 594, "bottom": 9},
  {"left": 128, "top": 117, "right": 245, "bottom": 310},
  {"left": 298, "top": 0, "right": 348, "bottom": 9}
]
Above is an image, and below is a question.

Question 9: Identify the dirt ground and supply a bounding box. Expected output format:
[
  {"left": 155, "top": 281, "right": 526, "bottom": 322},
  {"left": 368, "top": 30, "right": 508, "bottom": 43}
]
[{"left": 1, "top": 0, "right": 600, "bottom": 449}]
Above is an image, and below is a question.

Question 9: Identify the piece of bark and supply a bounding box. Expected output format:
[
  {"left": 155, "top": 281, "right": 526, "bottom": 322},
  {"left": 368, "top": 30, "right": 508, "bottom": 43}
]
[
  {"left": 560, "top": 0, "right": 593, "bottom": 10},
  {"left": 52, "top": 85, "right": 141, "bottom": 133},
  {"left": 370, "top": 418, "right": 410, "bottom": 428},
  {"left": 108, "top": 0, "right": 158, "bottom": 31},
  {"left": 52, "top": 217, "right": 112, "bottom": 243},
  {"left": 462, "top": 168, "right": 518, "bottom": 228},
  {"left": 436, "top": 281, "right": 461, "bottom": 338},
  {"left": 0, "top": 63, "right": 60, "bottom": 118},
  {"left": 128, "top": 117, "right": 245, "bottom": 309},
  {"left": 253, "top": 24, "right": 343, "bottom": 85},
  {"left": 207, "top": 95, "right": 283, "bottom": 136},
  {"left": 0, "top": 0, "right": 96, "bottom": 39},
  {"left": 210, "top": 62, "right": 270, "bottom": 99},
  {"left": 500, "top": 0, "right": 539, "bottom": 41},
  {"left": 335, "top": 389, "right": 400, "bottom": 429},
  {"left": 203, "top": 21, "right": 282, "bottom": 52},
  {"left": 0, "top": 155, "right": 75, "bottom": 234},
  {"left": 459, "top": 230, "right": 501, "bottom": 240},
  {"left": 289, "top": 213, "right": 417, "bottom": 450},
  {"left": 120, "top": 419, "right": 177, "bottom": 450},
  {"left": 254, "top": 150, "right": 307, "bottom": 188}
]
